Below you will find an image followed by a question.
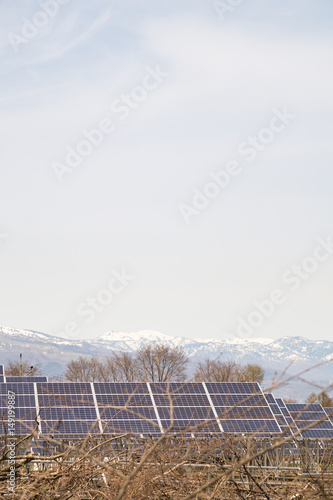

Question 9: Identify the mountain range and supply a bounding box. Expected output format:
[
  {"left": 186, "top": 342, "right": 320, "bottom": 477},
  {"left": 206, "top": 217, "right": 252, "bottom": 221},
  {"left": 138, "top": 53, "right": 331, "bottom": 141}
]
[{"left": 0, "top": 326, "right": 332, "bottom": 400}]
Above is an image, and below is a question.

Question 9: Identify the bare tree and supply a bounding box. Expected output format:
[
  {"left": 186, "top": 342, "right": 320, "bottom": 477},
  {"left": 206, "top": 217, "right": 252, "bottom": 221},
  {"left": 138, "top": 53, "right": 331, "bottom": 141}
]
[
  {"left": 306, "top": 390, "right": 333, "bottom": 407},
  {"left": 283, "top": 397, "right": 297, "bottom": 403},
  {"left": 64, "top": 356, "right": 103, "bottom": 382},
  {"left": 136, "top": 344, "right": 188, "bottom": 382},
  {"left": 194, "top": 360, "right": 241, "bottom": 382},
  {"left": 111, "top": 352, "right": 137, "bottom": 382},
  {"left": 241, "top": 363, "right": 265, "bottom": 383},
  {"left": 194, "top": 359, "right": 264, "bottom": 383},
  {"left": 64, "top": 353, "right": 139, "bottom": 382},
  {"left": 5, "top": 360, "right": 42, "bottom": 376}
]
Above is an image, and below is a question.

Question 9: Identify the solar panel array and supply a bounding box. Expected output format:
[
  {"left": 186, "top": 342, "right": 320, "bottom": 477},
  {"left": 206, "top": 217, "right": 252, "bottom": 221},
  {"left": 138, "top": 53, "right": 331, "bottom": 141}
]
[
  {"left": 265, "top": 394, "right": 292, "bottom": 436},
  {"left": 275, "top": 398, "right": 300, "bottom": 435},
  {"left": 151, "top": 382, "right": 219, "bottom": 436},
  {"left": 0, "top": 365, "right": 332, "bottom": 440},
  {"left": 0, "top": 365, "right": 4, "bottom": 383},
  {"left": 96, "top": 382, "right": 161, "bottom": 436},
  {"left": 207, "top": 383, "right": 281, "bottom": 436},
  {"left": 286, "top": 403, "right": 333, "bottom": 439}
]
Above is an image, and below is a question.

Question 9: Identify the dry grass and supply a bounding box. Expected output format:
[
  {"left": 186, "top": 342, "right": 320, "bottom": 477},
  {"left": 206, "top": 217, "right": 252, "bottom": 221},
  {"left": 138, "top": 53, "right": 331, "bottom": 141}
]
[{"left": 0, "top": 431, "right": 332, "bottom": 499}]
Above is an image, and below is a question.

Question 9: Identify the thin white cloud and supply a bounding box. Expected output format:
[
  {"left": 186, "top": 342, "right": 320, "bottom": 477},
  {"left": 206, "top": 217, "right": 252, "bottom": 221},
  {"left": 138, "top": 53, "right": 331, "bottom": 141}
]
[{"left": 1, "top": 8, "right": 112, "bottom": 69}]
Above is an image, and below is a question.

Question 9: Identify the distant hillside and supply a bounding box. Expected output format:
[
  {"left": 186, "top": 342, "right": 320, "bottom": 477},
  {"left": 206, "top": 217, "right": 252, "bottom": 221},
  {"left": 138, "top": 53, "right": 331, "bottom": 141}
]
[{"left": 0, "top": 326, "right": 332, "bottom": 400}]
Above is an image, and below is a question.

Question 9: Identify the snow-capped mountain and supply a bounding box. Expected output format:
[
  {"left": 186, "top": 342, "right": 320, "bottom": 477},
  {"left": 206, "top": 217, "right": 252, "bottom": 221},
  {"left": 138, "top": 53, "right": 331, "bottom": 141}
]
[
  {"left": 0, "top": 326, "right": 332, "bottom": 399},
  {"left": 94, "top": 329, "right": 333, "bottom": 365}
]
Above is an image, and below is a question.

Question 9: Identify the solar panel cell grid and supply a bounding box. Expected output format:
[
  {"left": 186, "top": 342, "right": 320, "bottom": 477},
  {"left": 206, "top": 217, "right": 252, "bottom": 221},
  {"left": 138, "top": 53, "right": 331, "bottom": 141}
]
[
  {"left": 159, "top": 420, "right": 220, "bottom": 432},
  {"left": 286, "top": 403, "right": 322, "bottom": 412},
  {"left": 296, "top": 420, "right": 333, "bottom": 430},
  {"left": 93, "top": 383, "right": 149, "bottom": 394},
  {"left": 264, "top": 394, "right": 276, "bottom": 404},
  {"left": 0, "top": 383, "right": 35, "bottom": 394},
  {"left": 149, "top": 382, "right": 205, "bottom": 394},
  {"left": 222, "top": 419, "right": 280, "bottom": 433},
  {"left": 215, "top": 407, "right": 274, "bottom": 420},
  {"left": 209, "top": 394, "right": 267, "bottom": 406},
  {"left": 102, "top": 420, "right": 159, "bottom": 434},
  {"left": 6, "top": 377, "right": 48, "bottom": 383},
  {"left": 153, "top": 394, "right": 210, "bottom": 406},
  {"left": 206, "top": 382, "right": 260, "bottom": 394},
  {"left": 41, "top": 421, "right": 100, "bottom": 435},
  {"left": 38, "top": 395, "right": 94, "bottom": 406},
  {"left": 100, "top": 410, "right": 156, "bottom": 421},
  {"left": 37, "top": 383, "right": 92, "bottom": 395},
  {"left": 275, "top": 398, "right": 286, "bottom": 407},
  {"left": 3, "top": 407, "right": 37, "bottom": 419},
  {"left": 96, "top": 394, "right": 152, "bottom": 406},
  {"left": 302, "top": 429, "right": 333, "bottom": 439},
  {"left": 40, "top": 407, "right": 98, "bottom": 420},
  {"left": 0, "top": 395, "right": 36, "bottom": 407},
  {"left": 291, "top": 411, "right": 328, "bottom": 421},
  {"left": 269, "top": 404, "right": 282, "bottom": 415},
  {"left": 99, "top": 406, "right": 156, "bottom": 419},
  {"left": 157, "top": 406, "right": 215, "bottom": 420},
  {"left": 276, "top": 415, "right": 288, "bottom": 426},
  {"left": 1, "top": 421, "right": 37, "bottom": 434}
]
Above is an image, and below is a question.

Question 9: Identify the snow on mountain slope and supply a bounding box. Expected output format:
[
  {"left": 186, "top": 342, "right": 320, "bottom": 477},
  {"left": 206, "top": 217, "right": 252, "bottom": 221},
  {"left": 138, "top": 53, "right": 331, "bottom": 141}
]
[
  {"left": 1, "top": 326, "right": 332, "bottom": 363},
  {"left": 0, "top": 326, "right": 332, "bottom": 378},
  {"left": 1, "top": 326, "right": 331, "bottom": 400}
]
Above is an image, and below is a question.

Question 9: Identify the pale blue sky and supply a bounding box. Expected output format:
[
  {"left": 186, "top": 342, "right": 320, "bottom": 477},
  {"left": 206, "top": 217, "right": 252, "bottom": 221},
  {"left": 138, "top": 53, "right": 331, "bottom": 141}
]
[{"left": 0, "top": 0, "right": 333, "bottom": 342}]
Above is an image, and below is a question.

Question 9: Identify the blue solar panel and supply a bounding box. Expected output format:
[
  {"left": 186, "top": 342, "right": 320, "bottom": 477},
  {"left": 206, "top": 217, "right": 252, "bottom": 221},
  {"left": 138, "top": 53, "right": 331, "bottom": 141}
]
[
  {"left": 41, "top": 420, "right": 100, "bottom": 436},
  {"left": 40, "top": 407, "right": 98, "bottom": 420},
  {"left": 157, "top": 406, "right": 215, "bottom": 420},
  {"left": 215, "top": 407, "right": 274, "bottom": 420},
  {"left": 153, "top": 394, "right": 210, "bottom": 407},
  {"left": 0, "top": 383, "right": 35, "bottom": 394},
  {"left": 287, "top": 403, "right": 322, "bottom": 412},
  {"left": 161, "top": 420, "right": 220, "bottom": 433},
  {"left": 38, "top": 395, "right": 94, "bottom": 408},
  {"left": 6, "top": 376, "right": 48, "bottom": 383},
  {"left": 0, "top": 382, "right": 37, "bottom": 437},
  {"left": 150, "top": 382, "right": 206, "bottom": 394},
  {"left": 209, "top": 394, "right": 267, "bottom": 406},
  {"left": 207, "top": 382, "right": 261, "bottom": 394},
  {"left": 264, "top": 393, "right": 276, "bottom": 404},
  {"left": 3, "top": 381, "right": 328, "bottom": 439},
  {"left": 264, "top": 394, "right": 293, "bottom": 436},
  {"left": 37, "top": 382, "right": 97, "bottom": 438},
  {"left": 285, "top": 403, "right": 333, "bottom": 439},
  {"left": 102, "top": 420, "right": 160, "bottom": 435},
  {"left": 38, "top": 382, "right": 92, "bottom": 394},
  {"left": 222, "top": 419, "right": 280, "bottom": 434},
  {"left": 101, "top": 406, "right": 156, "bottom": 418},
  {"left": 205, "top": 384, "right": 281, "bottom": 435},
  {"left": 94, "top": 382, "right": 149, "bottom": 394},
  {"left": 93, "top": 382, "right": 160, "bottom": 437},
  {"left": 301, "top": 429, "right": 333, "bottom": 439},
  {"left": 96, "top": 394, "right": 152, "bottom": 406},
  {"left": 0, "top": 394, "right": 36, "bottom": 407},
  {"left": 325, "top": 407, "right": 333, "bottom": 423},
  {"left": 1, "top": 421, "right": 37, "bottom": 435}
]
